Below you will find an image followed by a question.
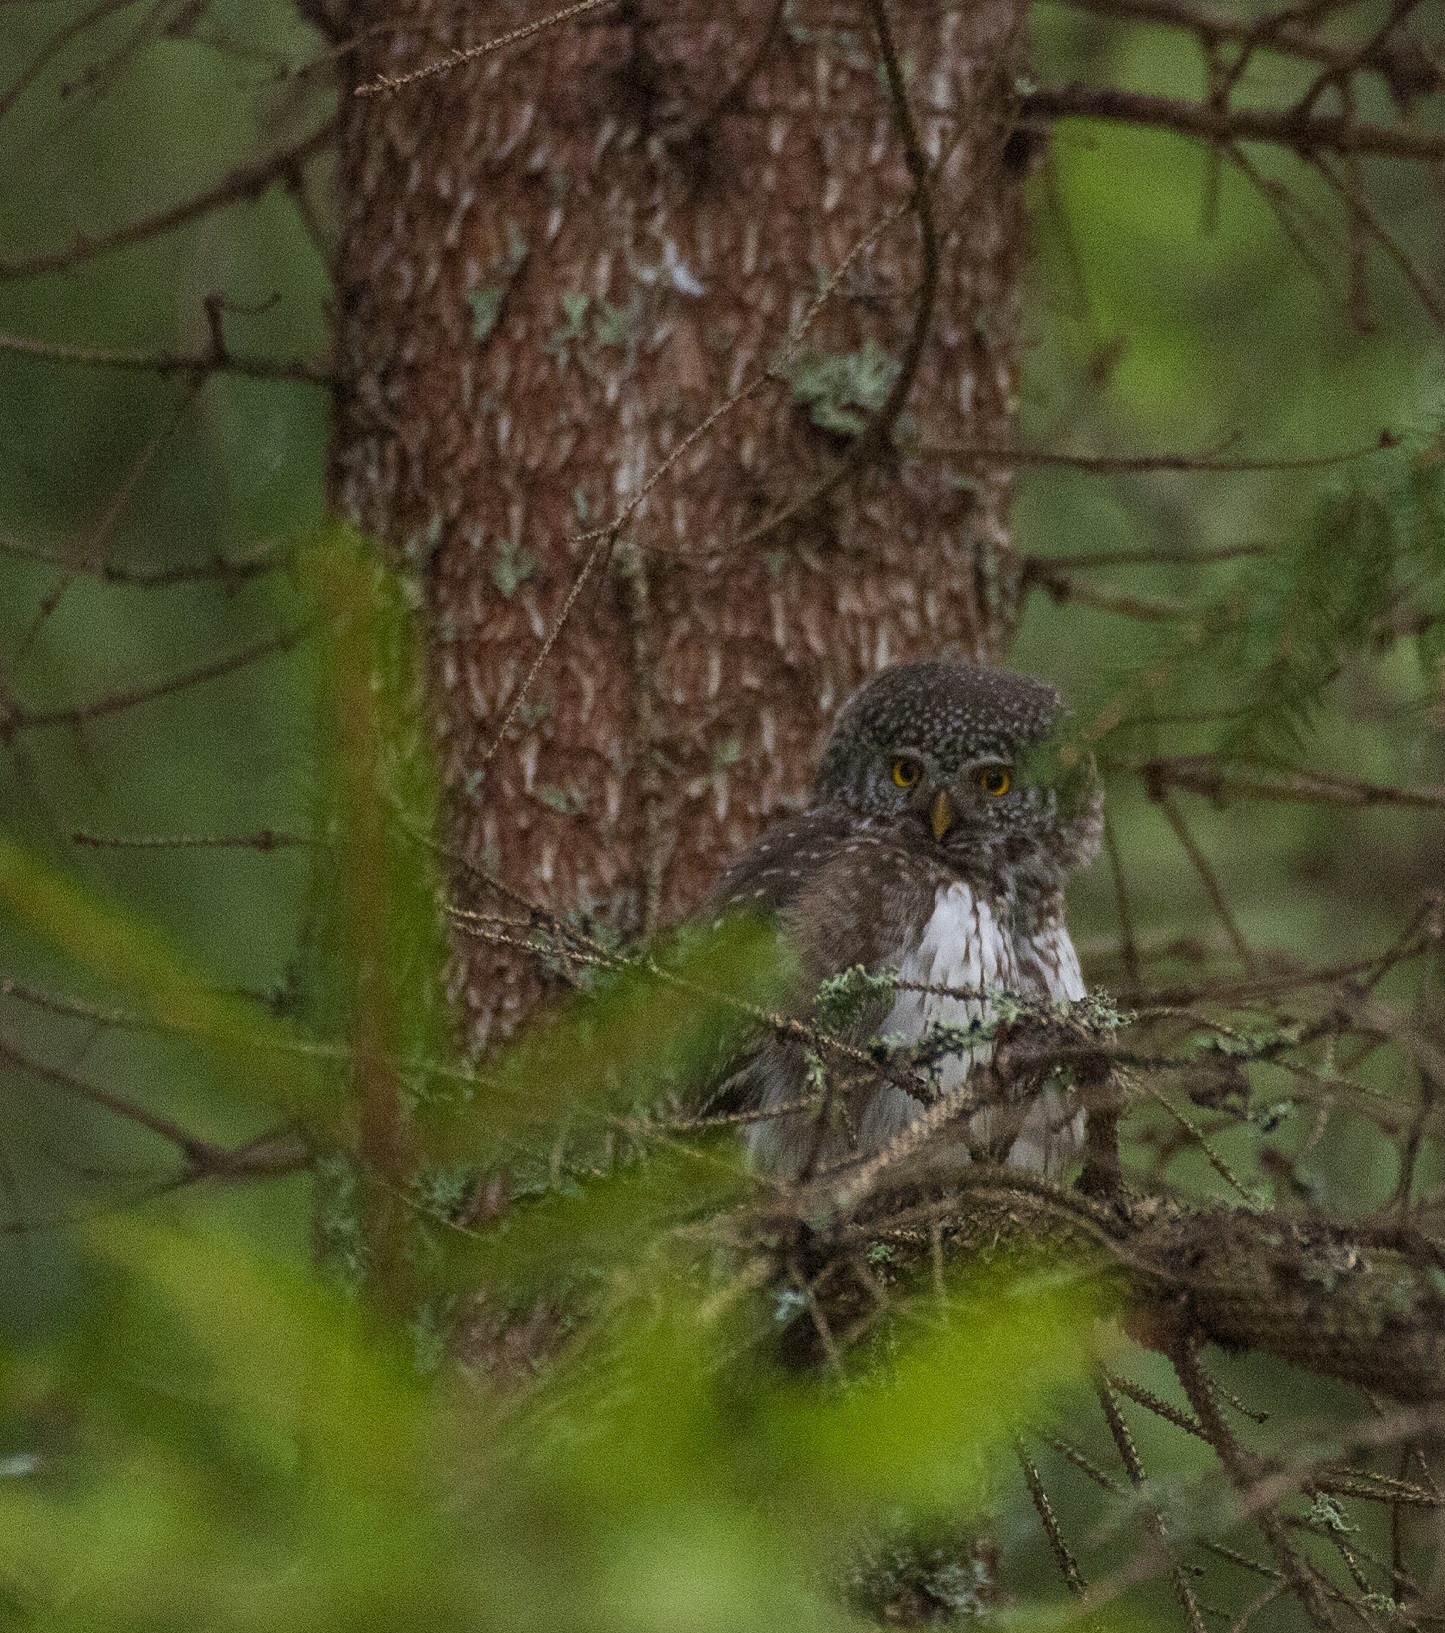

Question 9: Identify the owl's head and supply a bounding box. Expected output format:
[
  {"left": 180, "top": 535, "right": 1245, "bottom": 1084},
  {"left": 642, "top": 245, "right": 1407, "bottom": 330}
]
[{"left": 812, "top": 661, "right": 1100, "bottom": 878}]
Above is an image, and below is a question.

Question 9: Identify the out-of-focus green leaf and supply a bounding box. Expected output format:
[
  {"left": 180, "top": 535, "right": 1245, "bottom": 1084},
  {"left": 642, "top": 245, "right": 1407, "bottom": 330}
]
[
  {"left": 441, "top": 912, "right": 796, "bottom": 1160},
  {"left": 428, "top": 1140, "right": 752, "bottom": 1306},
  {"left": 0, "top": 838, "right": 324, "bottom": 1118},
  {"left": 768, "top": 1271, "right": 1108, "bottom": 1516},
  {"left": 0, "top": 1221, "right": 1120, "bottom": 1633},
  {"left": 295, "top": 518, "right": 451, "bottom": 1085}
]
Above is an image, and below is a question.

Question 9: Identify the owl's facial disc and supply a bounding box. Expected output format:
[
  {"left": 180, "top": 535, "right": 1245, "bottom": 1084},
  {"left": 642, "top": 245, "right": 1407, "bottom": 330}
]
[{"left": 927, "top": 757, "right": 1015, "bottom": 843}]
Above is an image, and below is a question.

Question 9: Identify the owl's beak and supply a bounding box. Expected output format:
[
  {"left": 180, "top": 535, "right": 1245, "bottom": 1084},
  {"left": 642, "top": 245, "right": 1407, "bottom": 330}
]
[{"left": 930, "top": 788, "right": 955, "bottom": 841}]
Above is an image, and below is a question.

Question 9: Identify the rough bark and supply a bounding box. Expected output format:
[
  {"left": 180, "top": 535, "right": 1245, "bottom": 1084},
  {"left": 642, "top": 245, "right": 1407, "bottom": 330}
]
[{"left": 329, "top": 0, "right": 1032, "bottom": 1044}]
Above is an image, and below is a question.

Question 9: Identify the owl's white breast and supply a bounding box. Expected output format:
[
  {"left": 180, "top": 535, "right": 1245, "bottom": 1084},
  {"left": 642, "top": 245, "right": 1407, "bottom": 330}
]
[
  {"left": 871, "top": 880, "right": 1085, "bottom": 1176},
  {"left": 1019, "top": 917, "right": 1087, "bottom": 1004},
  {"left": 880, "top": 881, "right": 1017, "bottom": 1095}
]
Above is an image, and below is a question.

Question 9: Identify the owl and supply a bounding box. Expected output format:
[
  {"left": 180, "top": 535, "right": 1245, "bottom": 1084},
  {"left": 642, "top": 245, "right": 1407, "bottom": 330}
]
[{"left": 708, "top": 661, "right": 1102, "bottom": 1184}]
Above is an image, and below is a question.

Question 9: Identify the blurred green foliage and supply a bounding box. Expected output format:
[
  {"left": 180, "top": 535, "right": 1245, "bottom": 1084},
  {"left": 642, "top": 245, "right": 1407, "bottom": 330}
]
[
  {"left": 1, "top": 0, "right": 1443, "bottom": 1626},
  {"left": 0, "top": 524, "right": 1115, "bottom": 1630},
  {"left": 0, "top": 1214, "right": 1107, "bottom": 1633}
]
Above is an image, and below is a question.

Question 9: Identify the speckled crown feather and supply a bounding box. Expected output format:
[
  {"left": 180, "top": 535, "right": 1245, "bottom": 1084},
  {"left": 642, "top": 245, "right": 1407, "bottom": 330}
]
[{"left": 814, "top": 661, "right": 1063, "bottom": 792}]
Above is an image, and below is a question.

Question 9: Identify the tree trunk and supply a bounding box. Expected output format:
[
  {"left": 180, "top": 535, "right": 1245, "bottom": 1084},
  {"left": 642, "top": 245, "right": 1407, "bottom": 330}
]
[{"left": 329, "top": 0, "right": 1032, "bottom": 1043}]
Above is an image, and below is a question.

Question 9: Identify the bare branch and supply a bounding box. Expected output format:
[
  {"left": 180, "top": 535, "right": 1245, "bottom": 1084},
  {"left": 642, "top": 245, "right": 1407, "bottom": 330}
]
[
  {"left": 924, "top": 438, "right": 1394, "bottom": 474},
  {"left": 0, "top": 0, "right": 139, "bottom": 127},
  {"left": 0, "top": 1036, "right": 308, "bottom": 1181},
  {"left": 354, "top": 0, "right": 620, "bottom": 97},
  {"left": 0, "top": 119, "right": 337, "bottom": 281},
  {"left": 1027, "top": 569, "right": 1191, "bottom": 620},
  {"left": 0, "top": 623, "right": 309, "bottom": 740},
  {"left": 1154, "top": 789, "right": 1258, "bottom": 974},
  {"left": 1310, "top": 151, "right": 1445, "bottom": 326},
  {"left": 72, "top": 829, "right": 310, "bottom": 851},
  {"left": 1126, "top": 754, "right": 1445, "bottom": 811},
  {"left": 1024, "top": 543, "right": 1266, "bottom": 573},
  {"left": 0, "top": 526, "right": 290, "bottom": 588},
  {"left": 1102, "top": 812, "right": 1143, "bottom": 992},
  {"left": 1045, "top": 0, "right": 1442, "bottom": 104},
  {"left": 0, "top": 327, "right": 333, "bottom": 382},
  {"left": 858, "top": 0, "right": 940, "bottom": 459},
  {"left": 1021, "top": 83, "right": 1445, "bottom": 164},
  {"left": 13, "top": 375, "right": 204, "bottom": 665},
  {"left": 1291, "top": 0, "right": 1429, "bottom": 120},
  {"left": 0, "top": 975, "right": 489, "bottom": 1097}
]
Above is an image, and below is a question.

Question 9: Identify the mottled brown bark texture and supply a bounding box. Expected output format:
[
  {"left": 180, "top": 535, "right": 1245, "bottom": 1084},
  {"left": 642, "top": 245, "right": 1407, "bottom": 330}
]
[{"left": 330, "top": 0, "right": 1031, "bottom": 1043}]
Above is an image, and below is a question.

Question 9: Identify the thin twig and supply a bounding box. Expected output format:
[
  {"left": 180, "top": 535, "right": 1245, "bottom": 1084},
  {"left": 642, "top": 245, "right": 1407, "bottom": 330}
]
[
  {"left": 1016, "top": 1436, "right": 1088, "bottom": 1594},
  {"left": 0, "top": 0, "right": 139, "bottom": 126},
  {"left": 857, "top": 0, "right": 940, "bottom": 458},
  {"left": 668, "top": 0, "right": 786, "bottom": 146},
  {"left": 72, "top": 829, "right": 309, "bottom": 851},
  {"left": 1139, "top": 1078, "right": 1259, "bottom": 1203},
  {"left": 1228, "top": 1581, "right": 1287, "bottom": 1633},
  {"left": 719, "top": 0, "right": 942, "bottom": 557},
  {"left": 617, "top": 538, "right": 669, "bottom": 937},
  {"left": 1035, "top": 1425, "right": 1128, "bottom": 1494},
  {"left": 14, "top": 375, "right": 205, "bottom": 665},
  {"left": 0, "top": 624, "right": 309, "bottom": 740},
  {"left": 0, "top": 975, "right": 491, "bottom": 1097},
  {"left": 1311, "top": 151, "right": 1445, "bottom": 327},
  {"left": 929, "top": 441, "right": 1388, "bottom": 476},
  {"left": 1223, "top": 139, "right": 1340, "bottom": 302},
  {"left": 1021, "top": 82, "right": 1445, "bottom": 164},
  {"left": 1125, "top": 755, "right": 1445, "bottom": 812},
  {"left": 0, "top": 527, "right": 288, "bottom": 588},
  {"left": 1097, "top": 1376, "right": 1207, "bottom": 1633},
  {"left": 0, "top": 1037, "right": 307, "bottom": 1180},
  {"left": 480, "top": 190, "right": 919, "bottom": 753},
  {"left": 789, "top": 1250, "right": 845, "bottom": 1377},
  {"left": 1173, "top": 1336, "right": 1339, "bottom": 1630},
  {"left": 1290, "top": 0, "right": 1427, "bottom": 119},
  {"left": 1107, "top": 1373, "right": 1209, "bottom": 1440},
  {"left": 1024, "top": 543, "right": 1268, "bottom": 572},
  {"left": 1028, "top": 569, "right": 1189, "bottom": 621},
  {"left": 1154, "top": 790, "right": 1258, "bottom": 975},
  {"left": 0, "top": 119, "right": 337, "bottom": 281},
  {"left": 1103, "top": 812, "right": 1143, "bottom": 992},
  {"left": 354, "top": 0, "right": 620, "bottom": 97},
  {"left": 1044, "top": 0, "right": 1441, "bottom": 95},
  {"left": 0, "top": 327, "right": 332, "bottom": 382}
]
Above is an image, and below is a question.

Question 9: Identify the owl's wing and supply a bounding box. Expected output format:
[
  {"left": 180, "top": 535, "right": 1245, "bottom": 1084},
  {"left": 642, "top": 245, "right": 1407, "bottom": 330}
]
[
  {"left": 683, "top": 808, "right": 855, "bottom": 1126},
  {"left": 705, "top": 807, "right": 856, "bottom": 920}
]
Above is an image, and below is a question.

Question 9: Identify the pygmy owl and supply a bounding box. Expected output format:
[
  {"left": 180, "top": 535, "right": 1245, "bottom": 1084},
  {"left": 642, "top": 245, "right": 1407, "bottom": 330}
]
[{"left": 709, "top": 660, "right": 1102, "bottom": 1183}]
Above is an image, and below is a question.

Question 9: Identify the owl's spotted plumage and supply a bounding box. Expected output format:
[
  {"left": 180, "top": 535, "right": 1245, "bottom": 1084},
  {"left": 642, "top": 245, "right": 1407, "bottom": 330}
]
[{"left": 709, "top": 661, "right": 1102, "bottom": 1182}]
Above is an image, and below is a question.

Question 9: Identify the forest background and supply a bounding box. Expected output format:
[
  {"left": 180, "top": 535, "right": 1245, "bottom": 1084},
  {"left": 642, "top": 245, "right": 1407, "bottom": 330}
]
[{"left": 0, "top": 0, "right": 1443, "bottom": 1628}]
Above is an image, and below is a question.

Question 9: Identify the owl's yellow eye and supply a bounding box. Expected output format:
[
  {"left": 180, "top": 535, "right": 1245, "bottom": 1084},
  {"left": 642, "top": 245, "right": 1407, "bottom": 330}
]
[
  {"left": 980, "top": 768, "right": 1011, "bottom": 796},
  {"left": 891, "top": 758, "right": 921, "bottom": 789}
]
